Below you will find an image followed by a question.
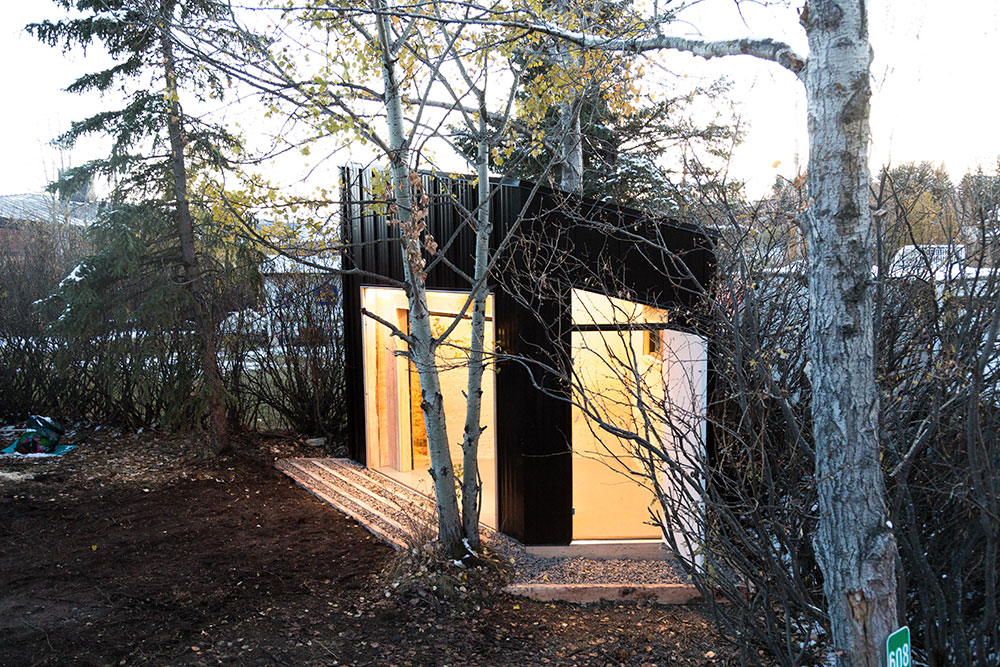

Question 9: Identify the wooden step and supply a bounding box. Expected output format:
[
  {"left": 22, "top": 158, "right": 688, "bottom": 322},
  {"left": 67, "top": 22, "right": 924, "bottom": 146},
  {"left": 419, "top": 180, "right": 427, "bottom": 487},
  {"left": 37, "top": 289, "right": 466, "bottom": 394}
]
[
  {"left": 278, "top": 458, "right": 704, "bottom": 605},
  {"left": 286, "top": 460, "right": 410, "bottom": 533},
  {"left": 301, "top": 460, "right": 406, "bottom": 518},
  {"left": 335, "top": 462, "right": 437, "bottom": 509}
]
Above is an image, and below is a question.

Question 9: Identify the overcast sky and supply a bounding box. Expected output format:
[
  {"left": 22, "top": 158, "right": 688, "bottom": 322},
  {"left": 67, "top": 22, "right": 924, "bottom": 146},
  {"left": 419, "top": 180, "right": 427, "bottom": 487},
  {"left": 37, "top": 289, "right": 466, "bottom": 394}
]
[{"left": 2, "top": 0, "right": 999, "bottom": 199}]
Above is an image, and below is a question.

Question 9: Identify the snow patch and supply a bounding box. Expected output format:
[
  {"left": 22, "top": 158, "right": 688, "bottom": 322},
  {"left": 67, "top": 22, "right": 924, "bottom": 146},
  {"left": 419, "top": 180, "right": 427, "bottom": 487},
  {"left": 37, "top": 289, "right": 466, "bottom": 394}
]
[{"left": 58, "top": 263, "right": 86, "bottom": 289}]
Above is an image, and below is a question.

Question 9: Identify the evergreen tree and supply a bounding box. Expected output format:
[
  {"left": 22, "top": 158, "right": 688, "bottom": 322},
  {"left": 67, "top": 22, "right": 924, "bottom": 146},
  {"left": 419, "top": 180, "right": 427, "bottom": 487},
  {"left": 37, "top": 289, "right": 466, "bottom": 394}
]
[
  {"left": 959, "top": 164, "right": 1000, "bottom": 246},
  {"left": 458, "top": 31, "right": 737, "bottom": 212},
  {"left": 29, "top": 0, "right": 258, "bottom": 453},
  {"left": 497, "top": 83, "right": 736, "bottom": 212},
  {"left": 38, "top": 200, "right": 262, "bottom": 430}
]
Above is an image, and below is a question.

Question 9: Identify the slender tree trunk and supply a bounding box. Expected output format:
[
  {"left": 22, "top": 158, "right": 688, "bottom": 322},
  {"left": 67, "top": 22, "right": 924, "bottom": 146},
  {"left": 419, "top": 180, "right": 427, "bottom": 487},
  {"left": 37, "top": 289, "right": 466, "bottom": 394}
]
[
  {"left": 536, "top": 1, "right": 897, "bottom": 660},
  {"left": 374, "top": 0, "right": 465, "bottom": 557},
  {"left": 459, "top": 115, "right": 493, "bottom": 550},
  {"left": 555, "top": 0, "right": 584, "bottom": 193},
  {"left": 801, "top": 1, "right": 898, "bottom": 664},
  {"left": 159, "top": 0, "right": 230, "bottom": 455},
  {"left": 559, "top": 99, "right": 583, "bottom": 193}
]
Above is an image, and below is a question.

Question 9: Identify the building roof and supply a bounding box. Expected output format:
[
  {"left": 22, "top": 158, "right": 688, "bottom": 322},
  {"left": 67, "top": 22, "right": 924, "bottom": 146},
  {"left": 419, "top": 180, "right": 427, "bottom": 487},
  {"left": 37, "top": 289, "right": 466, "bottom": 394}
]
[
  {"left": 0, "top": 193, "right": 99, "bottom": 227},
  {"left": 262, "top": 252, "right": 339, "bottom": 275}
]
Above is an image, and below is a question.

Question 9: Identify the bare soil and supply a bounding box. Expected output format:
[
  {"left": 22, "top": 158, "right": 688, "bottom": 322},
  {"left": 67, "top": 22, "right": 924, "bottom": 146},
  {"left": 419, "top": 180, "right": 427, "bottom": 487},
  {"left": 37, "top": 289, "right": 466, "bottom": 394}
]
[{"left": 0, "top": 427, "right": 735, "bottom": 666}]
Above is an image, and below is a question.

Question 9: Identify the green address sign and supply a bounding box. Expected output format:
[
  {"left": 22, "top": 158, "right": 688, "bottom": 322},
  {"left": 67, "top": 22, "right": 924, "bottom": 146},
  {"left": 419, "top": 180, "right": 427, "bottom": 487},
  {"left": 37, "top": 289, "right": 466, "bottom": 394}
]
[{"left": 886, "top": 626, "right": 911, "bottom": 667}]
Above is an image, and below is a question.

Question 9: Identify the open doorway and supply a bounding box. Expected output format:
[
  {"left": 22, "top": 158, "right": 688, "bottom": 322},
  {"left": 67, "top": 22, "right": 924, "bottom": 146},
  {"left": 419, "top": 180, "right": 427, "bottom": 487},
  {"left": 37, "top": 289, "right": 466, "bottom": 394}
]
[
  {"left": 570, "top": 289, "right": 707, "bottom": 543},
  {"left": 361, "top": 287, "right": 498, "bottom": 528}
]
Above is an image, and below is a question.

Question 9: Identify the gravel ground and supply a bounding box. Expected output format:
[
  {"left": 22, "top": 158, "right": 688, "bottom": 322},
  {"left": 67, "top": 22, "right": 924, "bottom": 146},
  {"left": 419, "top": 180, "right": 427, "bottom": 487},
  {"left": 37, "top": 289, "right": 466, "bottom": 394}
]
[{"left": 284, "top": 458, "right": 688, "bottom": 586}]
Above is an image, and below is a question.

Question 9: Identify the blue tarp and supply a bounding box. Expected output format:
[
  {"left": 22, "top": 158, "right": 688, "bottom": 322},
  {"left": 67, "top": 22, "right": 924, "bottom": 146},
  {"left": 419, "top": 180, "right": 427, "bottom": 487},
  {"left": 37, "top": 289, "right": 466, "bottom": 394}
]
[{"left": 1, "top": 443, "right": 77, "bottom": 457}]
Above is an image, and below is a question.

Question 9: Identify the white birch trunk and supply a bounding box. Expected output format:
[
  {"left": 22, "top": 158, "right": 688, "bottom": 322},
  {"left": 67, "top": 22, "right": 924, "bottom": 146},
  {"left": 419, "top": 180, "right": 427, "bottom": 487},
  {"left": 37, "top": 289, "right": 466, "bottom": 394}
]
[
  {"left": 374, "top": 1, "right": 464, "bottom": 557},
  {"left": 535, "top": 2, "right": 898, "bottom": 661},
  {"left": 801, "top": 2, "right": 898, "bottom": 664},
  {"left": 459, "top": 116, "right": 493, "bottom": 550},
  {"left": 556, "top": 0, "right": 584, "bottom": 193},
  {"left": 559, "top": 99, "right": 583, "bottom": 193}
]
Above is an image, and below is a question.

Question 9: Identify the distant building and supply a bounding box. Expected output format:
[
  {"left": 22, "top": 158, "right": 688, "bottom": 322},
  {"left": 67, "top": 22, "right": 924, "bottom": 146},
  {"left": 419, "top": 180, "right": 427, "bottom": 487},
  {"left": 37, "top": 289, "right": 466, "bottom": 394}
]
[{"left": 0, "top": 193, "right": 98, "bottom": 259}]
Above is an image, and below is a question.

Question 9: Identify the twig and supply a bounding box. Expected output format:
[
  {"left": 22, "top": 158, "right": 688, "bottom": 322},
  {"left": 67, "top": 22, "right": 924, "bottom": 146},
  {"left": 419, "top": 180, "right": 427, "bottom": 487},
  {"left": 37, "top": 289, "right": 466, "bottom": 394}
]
[{"left": 20, "top": 617, "right": 54, "bottom": 652}]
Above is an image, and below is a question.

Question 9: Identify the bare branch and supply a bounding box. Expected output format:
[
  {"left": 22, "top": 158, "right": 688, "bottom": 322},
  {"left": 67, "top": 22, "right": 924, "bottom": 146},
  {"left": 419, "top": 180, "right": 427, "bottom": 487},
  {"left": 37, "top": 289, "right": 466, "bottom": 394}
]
[{"left": 530, "top": 26, "right": 807, "bottom": 80}]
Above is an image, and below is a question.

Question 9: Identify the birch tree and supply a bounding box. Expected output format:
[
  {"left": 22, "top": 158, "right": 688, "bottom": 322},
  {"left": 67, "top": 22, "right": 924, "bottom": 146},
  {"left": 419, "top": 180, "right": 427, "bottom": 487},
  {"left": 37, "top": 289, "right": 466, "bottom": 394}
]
[
  {"left": 402, "top": 13, "right": 525, "bottom": 549},
  {"left": 522, "top": 2, "right": 898, "bottom": 664},
  {"left": 508, "top": 0, "right": 648, "bottom": 194},
  {"left": 317, "top": 3, "right": 533, "bottom": 554},
  {"left": 344, "top": 0, "right": 469, "bottom": 556},
  {"left": 554, "top": 0, "right": 583, "bottom": 192},
  {"left": 173, "top": 0, "right": 529, "bottom": 557}
]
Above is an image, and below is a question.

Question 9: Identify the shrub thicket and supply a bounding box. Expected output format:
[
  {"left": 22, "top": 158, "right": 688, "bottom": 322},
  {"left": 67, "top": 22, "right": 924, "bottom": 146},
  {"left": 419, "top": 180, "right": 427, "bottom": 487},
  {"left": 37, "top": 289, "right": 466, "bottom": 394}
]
[{"left": 0, "top": 210, "right": 346, "bottom": 445}]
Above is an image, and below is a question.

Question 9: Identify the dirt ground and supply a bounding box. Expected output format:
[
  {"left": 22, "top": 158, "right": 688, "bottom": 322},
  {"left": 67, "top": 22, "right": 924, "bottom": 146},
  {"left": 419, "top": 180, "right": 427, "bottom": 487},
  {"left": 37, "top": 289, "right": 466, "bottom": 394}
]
[{"left": 1, "top": 426, "right": 735, "bottom": 666}]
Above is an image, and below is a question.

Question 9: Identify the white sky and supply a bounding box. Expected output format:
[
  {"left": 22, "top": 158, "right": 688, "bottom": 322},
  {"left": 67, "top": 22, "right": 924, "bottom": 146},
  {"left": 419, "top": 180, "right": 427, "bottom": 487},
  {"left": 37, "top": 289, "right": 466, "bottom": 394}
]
[
  {"left": 1, "top": 0, "right": 999, "bottom": 199},
  {"left": 667, "top": 0, "right": 1000, "bottom": 195},
  {"left": 1, "top": 1, "right": 114, "bottom": 192}
]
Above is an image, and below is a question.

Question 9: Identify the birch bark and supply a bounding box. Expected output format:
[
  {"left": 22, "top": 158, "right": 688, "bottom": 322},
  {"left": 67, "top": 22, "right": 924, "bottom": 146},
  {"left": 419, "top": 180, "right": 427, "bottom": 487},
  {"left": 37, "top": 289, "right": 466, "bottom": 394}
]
[
  {"left": 374, "top": 0, "right": 465, "bottom": 557},
  {"left": 559, "top": 100, "right": 584, "bottom": 193},
  {"left": 801, "top": 3, "right": 897, "bottom": 664},
  {"left": 532, "top": 1, "right": 898, "bottom": 662},
  {"left": 459, "top": 115, "right": 493, "bottom": 550},
  {"left": 556, "top": 0, "right": 584, "bottom": 193}
]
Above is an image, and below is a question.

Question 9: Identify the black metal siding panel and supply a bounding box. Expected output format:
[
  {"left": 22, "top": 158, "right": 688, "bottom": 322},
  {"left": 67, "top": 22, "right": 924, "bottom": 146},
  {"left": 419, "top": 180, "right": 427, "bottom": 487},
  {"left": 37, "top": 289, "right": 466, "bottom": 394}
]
[
  {"left": 494, "top": 285, "right": 573, "bottom": 545},
  {"left": 494, "top": 289, "right": 525, "bottom": 541},
  {"left": 494, "top": 185, "right": 574, "bottom": 545},
  {"left": 493, "top": 182, "right": 534, "bottom": 541},
  {"left": 343, "top": 276, "right": 365, "bottom": 463},
  {"left": 565, "top": 206, "right": 708, "bottom": 311},
  {"left": 340, "top": 169, "right": 368, "bottom": 463},
  {"left": 520, "top": 292, "right": 573, "bottom": 545},
  {"left": 343, "top": 165, "right": 716, "bottom": 303}
]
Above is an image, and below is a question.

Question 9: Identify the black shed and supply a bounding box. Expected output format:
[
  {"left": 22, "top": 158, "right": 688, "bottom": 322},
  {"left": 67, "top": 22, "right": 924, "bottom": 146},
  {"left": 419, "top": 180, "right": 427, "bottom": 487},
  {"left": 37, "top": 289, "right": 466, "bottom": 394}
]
[{"left": 340, "top": 166, "right": 715, "bottom": 547}]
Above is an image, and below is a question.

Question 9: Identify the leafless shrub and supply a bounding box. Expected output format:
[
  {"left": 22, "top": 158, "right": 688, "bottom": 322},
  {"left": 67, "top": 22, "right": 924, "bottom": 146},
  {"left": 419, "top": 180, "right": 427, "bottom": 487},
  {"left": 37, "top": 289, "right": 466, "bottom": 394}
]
[
  {"left": 221, "top": 271, "right": 347, "bottom": 446},
  {"left": 874, "top": 165, "right": 1000, "bottom": 665},
  {"left": 503, "top": 167, "right": 1000, "bottom": 664},
  {"left": 1, "top": 219, "right": 348, "bottom": 443}
]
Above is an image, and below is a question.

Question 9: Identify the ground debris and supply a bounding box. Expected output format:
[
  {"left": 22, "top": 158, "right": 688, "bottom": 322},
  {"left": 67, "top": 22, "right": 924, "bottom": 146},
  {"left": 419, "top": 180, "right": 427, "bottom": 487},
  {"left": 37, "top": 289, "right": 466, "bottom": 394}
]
[{"left": 1, "top": 428, "right": 733, "bottom": 665}]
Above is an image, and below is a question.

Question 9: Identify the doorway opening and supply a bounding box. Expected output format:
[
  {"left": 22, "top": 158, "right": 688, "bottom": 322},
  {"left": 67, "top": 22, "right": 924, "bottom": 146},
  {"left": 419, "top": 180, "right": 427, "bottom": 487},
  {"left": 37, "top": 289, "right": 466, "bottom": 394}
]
[
  {"left": 570, "top": 289, "right": 707, "bottom": 543},
  {"left": 361, "top": 286, "right": 498, "bottom": 528}
]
